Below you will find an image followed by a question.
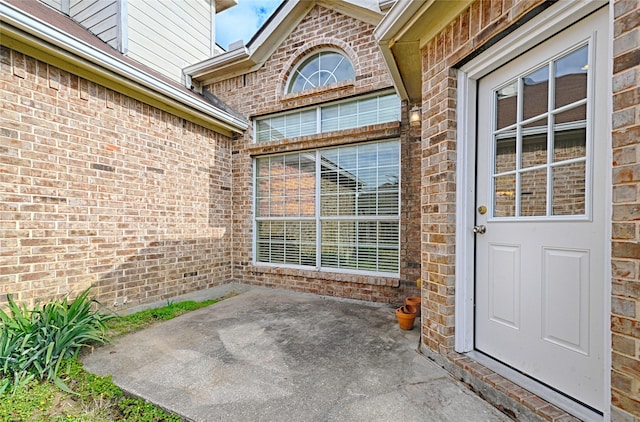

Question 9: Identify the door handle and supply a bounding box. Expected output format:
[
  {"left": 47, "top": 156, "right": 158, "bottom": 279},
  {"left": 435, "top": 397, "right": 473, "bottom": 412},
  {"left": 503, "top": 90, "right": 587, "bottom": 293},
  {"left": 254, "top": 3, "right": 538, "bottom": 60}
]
[{"left": 473, "top": 225, "right": 486, "bottom": 234}]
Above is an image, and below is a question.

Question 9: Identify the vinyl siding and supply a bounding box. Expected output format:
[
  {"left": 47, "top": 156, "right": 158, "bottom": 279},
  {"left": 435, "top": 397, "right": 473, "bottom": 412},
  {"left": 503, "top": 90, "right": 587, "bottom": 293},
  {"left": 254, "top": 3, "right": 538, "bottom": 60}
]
[
  {"left": 40, "top": 0, "right": 63, "bottom": 11},
  {"left": 70, "top": 0, "right": 119, "bottom": 49},
  {"left": 127, "top": 0, "right": 212, "bottom": 82}
]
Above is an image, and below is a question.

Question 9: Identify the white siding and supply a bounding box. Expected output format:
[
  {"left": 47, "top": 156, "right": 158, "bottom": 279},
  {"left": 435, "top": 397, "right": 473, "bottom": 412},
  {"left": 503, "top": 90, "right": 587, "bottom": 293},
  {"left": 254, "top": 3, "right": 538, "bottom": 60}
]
[
  {"left": 40, "top": 0, "right": 63, "bottom": 11},
  {"left": 70, "top": 0, "right": 119, "bottom": 50},
  {"left": 127, "top": 0, "right": 213, "bottom": 82}
]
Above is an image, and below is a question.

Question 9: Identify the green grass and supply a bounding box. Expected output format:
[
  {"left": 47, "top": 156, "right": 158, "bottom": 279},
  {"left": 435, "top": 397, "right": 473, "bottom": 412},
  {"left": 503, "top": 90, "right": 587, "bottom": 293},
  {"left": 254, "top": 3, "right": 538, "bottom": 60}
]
[
  {"left": 0, "top": 359, "right": 182, "bottom": 421},
  {"left": 105, "top": 299, "right": 218, "bottom": 337},
  {"left": 1, "top": 296, "right": 220, "bottom": 421}
]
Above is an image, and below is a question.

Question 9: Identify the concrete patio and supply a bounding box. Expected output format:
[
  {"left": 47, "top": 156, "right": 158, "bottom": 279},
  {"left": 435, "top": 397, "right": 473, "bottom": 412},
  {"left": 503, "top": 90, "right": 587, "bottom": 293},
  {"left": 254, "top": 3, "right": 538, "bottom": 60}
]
[{"left": 82, "top": 287, "right": 510, "bottom": 421}]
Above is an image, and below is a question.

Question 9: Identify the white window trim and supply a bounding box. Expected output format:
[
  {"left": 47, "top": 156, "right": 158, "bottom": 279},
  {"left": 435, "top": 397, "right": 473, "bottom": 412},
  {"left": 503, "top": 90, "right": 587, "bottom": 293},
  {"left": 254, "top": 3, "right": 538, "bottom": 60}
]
[
  {"left": 253, "top": 91, "right": 400, "bottom": 143},
  {"left": 454, "top": 1, "right": 611, "bottom": 420},
  {"left": 285, "top": 48, "right": 355, "bottom": 94},
  {"left": 487, "top": 42, "right": 592, "bottom": 222},
  {"left": 252, "top": 140, "right": 401, "bottom": 277}
]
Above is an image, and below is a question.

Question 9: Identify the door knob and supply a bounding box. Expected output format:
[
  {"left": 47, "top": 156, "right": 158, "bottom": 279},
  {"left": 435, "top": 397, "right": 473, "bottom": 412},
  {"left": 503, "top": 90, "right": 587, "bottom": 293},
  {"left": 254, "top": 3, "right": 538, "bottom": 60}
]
[{"left": 473, "top": 225, "right": 486, "bottom": 234}]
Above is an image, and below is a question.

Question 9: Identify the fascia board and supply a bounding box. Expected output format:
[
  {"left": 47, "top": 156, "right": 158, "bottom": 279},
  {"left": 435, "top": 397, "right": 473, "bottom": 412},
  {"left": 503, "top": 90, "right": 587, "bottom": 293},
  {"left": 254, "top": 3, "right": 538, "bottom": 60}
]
[
  {"left": 183, "top": 46, "right": 252, "bottom": 80},
  {"left": 316, "top": 0, "right": 384, "bottom": 26},
  {"left": 185, "top": 0, "right": 314, "bottom": 84},
  {"left": 373, "top": 0, "right": 430, "bottom": 47},
  {"left": 247, "top": 0, "right": 314, "bottom": 63},
  {"left": 374, "top": 0, "right": 426, "bottom": 101},
  {"left": 378, "top": 41, "right": 409, "bottom": 100},
  {"left": 1, "top": 0, "right": 248, "bottom": 134}
]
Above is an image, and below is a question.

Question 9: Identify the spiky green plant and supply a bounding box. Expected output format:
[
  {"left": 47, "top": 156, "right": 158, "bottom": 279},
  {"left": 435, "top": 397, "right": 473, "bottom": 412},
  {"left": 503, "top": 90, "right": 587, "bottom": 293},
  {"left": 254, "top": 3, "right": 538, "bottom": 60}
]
[{"left": 0, "top": 288, "right": 112, "bottom": 395}]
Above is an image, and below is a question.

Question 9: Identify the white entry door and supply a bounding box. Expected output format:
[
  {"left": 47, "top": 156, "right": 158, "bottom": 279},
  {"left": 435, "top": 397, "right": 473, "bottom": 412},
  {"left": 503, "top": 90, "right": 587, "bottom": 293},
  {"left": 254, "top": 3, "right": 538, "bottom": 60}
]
[{"left": 475, "top": 9, "right": 608, "bottom": 412}]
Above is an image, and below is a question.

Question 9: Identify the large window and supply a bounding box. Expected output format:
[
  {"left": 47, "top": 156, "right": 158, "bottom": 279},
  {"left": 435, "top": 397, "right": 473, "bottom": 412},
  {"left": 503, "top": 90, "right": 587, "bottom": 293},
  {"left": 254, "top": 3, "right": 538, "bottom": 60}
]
[
  {"left": 255, "top": 140, "right": 400, "bottom": 275},
  {"left": 287, "top": 51, "right": 355, "bottom": 93},
  {"left": 255, "top": 93, "right": 401, "bottom": 143}
]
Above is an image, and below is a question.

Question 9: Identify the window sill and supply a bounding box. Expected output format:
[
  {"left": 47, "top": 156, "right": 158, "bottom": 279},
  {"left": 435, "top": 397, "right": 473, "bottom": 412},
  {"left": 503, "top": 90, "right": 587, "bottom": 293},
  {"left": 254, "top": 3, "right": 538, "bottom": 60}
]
[{"left": 247, "top": 264, "right": 400, "bottom": 288}]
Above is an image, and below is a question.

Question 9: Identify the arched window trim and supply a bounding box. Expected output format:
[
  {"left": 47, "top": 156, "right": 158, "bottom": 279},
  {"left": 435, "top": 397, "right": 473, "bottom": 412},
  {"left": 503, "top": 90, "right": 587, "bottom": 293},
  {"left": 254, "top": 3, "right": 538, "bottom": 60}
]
[{"left": 286, "top": 48, "right": 355, "bottom": 94}]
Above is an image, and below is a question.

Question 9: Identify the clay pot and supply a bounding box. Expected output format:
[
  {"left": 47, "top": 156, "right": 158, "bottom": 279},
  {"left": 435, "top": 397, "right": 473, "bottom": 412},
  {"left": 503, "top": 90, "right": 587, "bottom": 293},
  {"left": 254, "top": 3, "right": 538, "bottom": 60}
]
[
  {"left": 395, "top": 305, "right": 416, "bottom": 330},
  {"left": 404, "top": 304, "right": 417, "bottom": 314},
  {"left": 405, "top": 296, "right": 421, "bottom": 317}
]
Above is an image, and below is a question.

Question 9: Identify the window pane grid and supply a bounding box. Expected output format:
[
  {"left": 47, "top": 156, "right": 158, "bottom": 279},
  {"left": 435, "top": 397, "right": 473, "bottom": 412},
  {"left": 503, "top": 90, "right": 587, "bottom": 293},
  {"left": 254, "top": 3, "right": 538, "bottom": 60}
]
[
  {"left": 288, "top": 51, "right": 355, "bottom": 94},
  {"left": 255, "top": 141, "right": 400, "bottom": 274},
  {"left": 492, "top": 44, "right": 589, "bottom": 218},
  {"left": 255, "top": 94, "right": 400, "bottom": 143}
]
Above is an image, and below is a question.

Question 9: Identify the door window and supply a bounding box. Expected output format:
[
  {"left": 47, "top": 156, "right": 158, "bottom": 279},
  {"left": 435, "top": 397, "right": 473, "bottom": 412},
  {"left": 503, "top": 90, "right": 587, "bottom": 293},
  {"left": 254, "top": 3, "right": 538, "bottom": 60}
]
[{"left": 491, "top": 45, "right": 589, "bottom": 219}]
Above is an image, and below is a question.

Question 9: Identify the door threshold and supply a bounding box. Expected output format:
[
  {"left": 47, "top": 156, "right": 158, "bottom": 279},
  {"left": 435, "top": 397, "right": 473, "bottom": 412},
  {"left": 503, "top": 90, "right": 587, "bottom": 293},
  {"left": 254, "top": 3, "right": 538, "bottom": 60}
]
[{"left": 466, "top": 351, "right": 602, "bottom": 422}]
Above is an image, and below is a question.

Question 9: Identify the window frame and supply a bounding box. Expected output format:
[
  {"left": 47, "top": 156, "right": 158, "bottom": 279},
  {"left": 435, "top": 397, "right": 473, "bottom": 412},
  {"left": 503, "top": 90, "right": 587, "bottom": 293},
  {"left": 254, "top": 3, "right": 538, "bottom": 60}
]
[
  {"left": 488, "top": 42, "right": 592, "bottom": 222},
  {"left": 252, "top": 140, "right": 401, "bottom": 277},
  {"left": 253, "top": 91, "right": 401, "bottom": 143},
  {"left": 286, "top": 48, "right": 355, "bottom": 94}
]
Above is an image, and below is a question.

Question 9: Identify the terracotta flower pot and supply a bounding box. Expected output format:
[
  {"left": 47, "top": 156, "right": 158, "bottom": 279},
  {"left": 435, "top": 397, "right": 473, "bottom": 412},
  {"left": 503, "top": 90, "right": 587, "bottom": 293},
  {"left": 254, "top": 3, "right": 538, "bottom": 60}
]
[
  {"left": 395, "top": 305, "right": 416, "bottom": 330},
  {"left": 405, "top": 296, "right": 421, "bottom": 317}
]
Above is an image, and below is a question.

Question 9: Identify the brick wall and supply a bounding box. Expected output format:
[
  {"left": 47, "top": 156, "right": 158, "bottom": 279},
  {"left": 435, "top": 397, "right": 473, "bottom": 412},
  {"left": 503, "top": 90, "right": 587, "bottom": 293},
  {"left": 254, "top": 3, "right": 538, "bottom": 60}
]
[
  {"left": 0, "top": 46, "right": 234, "bottom": 310},
  {"left": 419, "top": 0, "right": 640, "bottom": 417},
  {"left": 610, "top": 0, "right": 640, "bottom": 418},
  {"left": 419, "top": 0, "right": 552, "bottom": 354},
  {"left": 208, "top": 5, "right": 421, "bottom": 304}
]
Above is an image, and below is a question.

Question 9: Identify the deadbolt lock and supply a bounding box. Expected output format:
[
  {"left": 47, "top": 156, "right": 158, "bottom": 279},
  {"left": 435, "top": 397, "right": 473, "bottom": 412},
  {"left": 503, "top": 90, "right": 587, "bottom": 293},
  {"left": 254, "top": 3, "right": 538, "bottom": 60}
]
[{"left": 477, "top": 205, "right": 487, "bottom": 215}]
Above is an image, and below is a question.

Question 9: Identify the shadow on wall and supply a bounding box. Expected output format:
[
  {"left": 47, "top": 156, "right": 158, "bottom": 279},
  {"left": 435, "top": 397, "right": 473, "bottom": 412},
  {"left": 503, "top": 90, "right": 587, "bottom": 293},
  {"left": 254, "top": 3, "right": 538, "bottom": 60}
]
[
  {"left": 92, "top": 236, "right": 232, "bottom": 311},
  {"left": 94, "top": 166, "right": 232, "bottom": 311}
]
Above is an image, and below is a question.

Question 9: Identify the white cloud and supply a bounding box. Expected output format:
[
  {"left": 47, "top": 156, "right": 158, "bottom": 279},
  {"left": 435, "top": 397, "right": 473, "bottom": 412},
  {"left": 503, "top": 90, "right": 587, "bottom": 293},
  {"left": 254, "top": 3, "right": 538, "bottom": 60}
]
[{"left": 215, "top": 0, "right": 283, "bottom": 50}]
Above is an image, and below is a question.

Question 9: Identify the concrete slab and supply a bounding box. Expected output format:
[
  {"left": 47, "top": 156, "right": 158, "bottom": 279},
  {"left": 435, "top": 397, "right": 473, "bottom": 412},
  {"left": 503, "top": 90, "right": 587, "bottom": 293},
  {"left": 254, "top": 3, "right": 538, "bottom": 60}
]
[{"left": 83, "top": 288, "right": 510, "bottom": 422}]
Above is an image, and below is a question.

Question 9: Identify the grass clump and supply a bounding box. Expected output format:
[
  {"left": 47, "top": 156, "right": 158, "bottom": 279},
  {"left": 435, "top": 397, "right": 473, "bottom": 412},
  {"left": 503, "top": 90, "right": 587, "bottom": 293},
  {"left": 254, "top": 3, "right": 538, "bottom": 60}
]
[
  {"left": 105, "top": 299, "right": 218, "bottom": 337},
  {"left": 0, "top": 288, "right": 112, "bottom": 395},
  {"left": 118, "top": 398, "right": 182, "bottom": 422}
]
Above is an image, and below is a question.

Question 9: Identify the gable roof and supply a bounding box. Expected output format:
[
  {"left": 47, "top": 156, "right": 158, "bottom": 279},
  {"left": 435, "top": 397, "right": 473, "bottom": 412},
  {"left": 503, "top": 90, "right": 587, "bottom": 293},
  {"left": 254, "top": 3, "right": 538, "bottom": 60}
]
[
  {"left": 184, "top": 0, "right": 385, "bottom": 85},
  {"left": 1, "top": 0, "right": 247, "bottom": 136}
]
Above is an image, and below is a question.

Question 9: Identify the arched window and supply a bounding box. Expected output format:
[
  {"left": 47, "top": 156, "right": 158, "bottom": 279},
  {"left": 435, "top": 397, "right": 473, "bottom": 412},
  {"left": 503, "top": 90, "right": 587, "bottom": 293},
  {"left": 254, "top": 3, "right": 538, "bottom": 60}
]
[{"left": 287, "top": 50, "right": 354, "bottom": 93}]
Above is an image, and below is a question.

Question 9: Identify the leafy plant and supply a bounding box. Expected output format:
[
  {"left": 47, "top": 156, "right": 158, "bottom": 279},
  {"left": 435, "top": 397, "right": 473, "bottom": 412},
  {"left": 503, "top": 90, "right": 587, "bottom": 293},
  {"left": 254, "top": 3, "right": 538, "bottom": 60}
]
[
  {"left": 0, "top": 296, "right": 220, "bottom": 420},
  {"left": 0, "top": 288, "right": 112, "bottom": 395},
  {"left": 0, "top": 325, "right": 36, "bottom": 394}
]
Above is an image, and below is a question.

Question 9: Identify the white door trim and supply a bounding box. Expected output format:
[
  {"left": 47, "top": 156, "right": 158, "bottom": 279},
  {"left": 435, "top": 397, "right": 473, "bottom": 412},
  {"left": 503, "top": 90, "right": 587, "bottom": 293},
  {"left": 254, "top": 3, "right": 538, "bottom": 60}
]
[{"left": 454, "top": 0, "right": 612, "bottom": 417}]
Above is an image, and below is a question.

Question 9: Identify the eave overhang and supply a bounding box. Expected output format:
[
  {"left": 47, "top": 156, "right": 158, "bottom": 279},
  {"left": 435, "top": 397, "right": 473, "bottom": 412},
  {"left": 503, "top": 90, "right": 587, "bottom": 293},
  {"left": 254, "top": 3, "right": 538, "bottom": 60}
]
[
  {"left": 1, "top": 0, "right": 248, "bottom": 136},
  {"left": 215, "top": 0, "right": 237, "bottom": 14},
  {"left": 186, "top": 0, "right": 384, "bottom": 86},
  {"left": 374, "top": 0, "right": 472, "bottom": 102}
]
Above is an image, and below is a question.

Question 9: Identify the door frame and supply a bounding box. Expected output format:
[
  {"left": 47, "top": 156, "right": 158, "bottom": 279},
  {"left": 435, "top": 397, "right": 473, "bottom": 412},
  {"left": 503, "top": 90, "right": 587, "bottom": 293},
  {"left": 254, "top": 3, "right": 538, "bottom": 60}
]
[{"left": 453, "top": 0, "right": 612, "bottom": 417}]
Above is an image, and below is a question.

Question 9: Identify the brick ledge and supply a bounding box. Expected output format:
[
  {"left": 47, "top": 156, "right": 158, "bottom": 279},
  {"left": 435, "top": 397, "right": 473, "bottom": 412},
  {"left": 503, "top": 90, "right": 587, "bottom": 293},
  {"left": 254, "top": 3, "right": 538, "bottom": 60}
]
[
  {"left": 247, "top": 265, "right": 400, "bottom": 287},
  {"left": 246, "top": 122, "right": 401, "bottom": 156}
]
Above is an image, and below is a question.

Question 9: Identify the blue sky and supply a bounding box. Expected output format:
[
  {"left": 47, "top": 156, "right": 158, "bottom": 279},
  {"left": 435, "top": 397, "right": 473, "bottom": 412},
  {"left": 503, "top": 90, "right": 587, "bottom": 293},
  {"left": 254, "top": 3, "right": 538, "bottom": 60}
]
[{"left": 216, "top": 0, "right": 283, "bottom": 50}]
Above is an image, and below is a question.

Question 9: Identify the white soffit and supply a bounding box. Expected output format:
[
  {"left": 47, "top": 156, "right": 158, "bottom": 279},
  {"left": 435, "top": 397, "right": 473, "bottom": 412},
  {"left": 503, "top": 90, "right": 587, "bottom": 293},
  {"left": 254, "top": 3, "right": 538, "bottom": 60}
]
[{"left": 374, "top": 0, "right": 472, "bottom": 101}]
